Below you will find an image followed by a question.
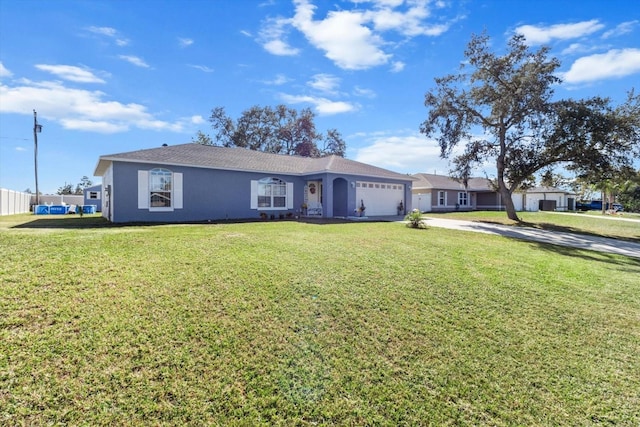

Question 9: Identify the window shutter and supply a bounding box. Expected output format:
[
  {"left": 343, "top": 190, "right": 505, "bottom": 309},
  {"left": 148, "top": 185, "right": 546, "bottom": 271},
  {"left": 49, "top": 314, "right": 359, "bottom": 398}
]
[
  {"left": 173, "top": 172, "right": 183, "bottom": 209},
  {"left": 96, "top": 192, "right": 101, "bottom": 200},
  {"left": 286, "top": 182, "right": 294, "bottom": 209},
  {"left": 138, "top": 170, "right": 149, "bottom": 209},
  {"left": 250, "top": 180, "right": 258, "bottom": 209}
]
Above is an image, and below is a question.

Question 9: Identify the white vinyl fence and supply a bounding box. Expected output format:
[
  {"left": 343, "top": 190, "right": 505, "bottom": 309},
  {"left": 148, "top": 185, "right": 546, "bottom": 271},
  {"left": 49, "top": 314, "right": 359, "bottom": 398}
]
[{"left": 0, "top": 188, "right": 32, "bottom": 216}]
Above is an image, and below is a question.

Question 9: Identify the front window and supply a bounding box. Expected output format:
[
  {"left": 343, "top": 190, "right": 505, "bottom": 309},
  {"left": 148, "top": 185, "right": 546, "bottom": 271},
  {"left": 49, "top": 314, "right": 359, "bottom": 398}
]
[
  {"left": 150, "top": 168, "right": 172, "bottom": 208},
  {"left": 438, "top": 191, "right": 446, "bottom": 206},
  {"left": 458, "top": 192, "right": 468, "bottom": 206},
  {"left": 258, "top": 177, "right": 286, "bottom": 208},
  {"left": 89, "top": 191, "right": 98, "bottom": 199}
]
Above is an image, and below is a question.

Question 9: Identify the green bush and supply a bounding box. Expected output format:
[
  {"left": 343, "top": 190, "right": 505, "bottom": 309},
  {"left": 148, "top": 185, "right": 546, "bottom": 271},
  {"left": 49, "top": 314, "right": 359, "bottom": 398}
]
[{"left": 405, "top": 209, "right": 427, "bottom": 229}]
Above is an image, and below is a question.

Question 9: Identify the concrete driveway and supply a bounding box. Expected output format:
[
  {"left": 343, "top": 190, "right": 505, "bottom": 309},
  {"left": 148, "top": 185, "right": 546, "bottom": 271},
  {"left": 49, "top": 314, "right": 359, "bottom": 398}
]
[{"left": 421, "top": 216, "right": 640, "bottom": 259}]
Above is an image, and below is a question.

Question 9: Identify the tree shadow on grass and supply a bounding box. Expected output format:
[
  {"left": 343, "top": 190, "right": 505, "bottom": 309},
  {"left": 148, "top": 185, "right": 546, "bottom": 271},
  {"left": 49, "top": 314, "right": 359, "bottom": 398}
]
[
  {"left": 12, "top": 215, "right": 114, "bottom": 229},
  {"left": 478, "top": 220, "right": 640, "bottom": 244},
  {"left": 525, "top": 239, "right": 640, "bottom": 269},
  {"left": 10, "top": 215, "right": 366, "bottom": 230}
]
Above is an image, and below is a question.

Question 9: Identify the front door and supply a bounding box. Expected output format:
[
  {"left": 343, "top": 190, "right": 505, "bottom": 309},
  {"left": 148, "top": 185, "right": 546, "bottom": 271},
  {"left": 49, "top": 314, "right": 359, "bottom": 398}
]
[{"left": 306, "top": 181, "right": 322, "bottom": 205}]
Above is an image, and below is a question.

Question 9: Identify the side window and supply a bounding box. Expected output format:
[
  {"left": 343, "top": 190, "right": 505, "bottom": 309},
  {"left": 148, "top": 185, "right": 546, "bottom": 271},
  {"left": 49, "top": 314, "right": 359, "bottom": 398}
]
[
  {"left": 438, "top": 191, "right": 446, "bottom": 206},
  {"left": 138, "top": 168, "right": 183, "bottom": 211},
  {"left": 150, "top": 168, "right": 172, "bottom": 208}
]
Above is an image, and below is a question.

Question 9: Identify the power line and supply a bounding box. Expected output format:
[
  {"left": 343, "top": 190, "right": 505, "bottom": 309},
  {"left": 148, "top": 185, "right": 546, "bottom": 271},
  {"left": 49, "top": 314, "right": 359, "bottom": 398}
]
[{"left": 0, "top": 136, "right": 30, "bottom": 141}]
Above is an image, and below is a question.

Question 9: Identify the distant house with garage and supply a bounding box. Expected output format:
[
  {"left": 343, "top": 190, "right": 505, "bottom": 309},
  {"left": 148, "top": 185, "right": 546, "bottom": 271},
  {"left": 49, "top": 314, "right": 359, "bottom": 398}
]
[
  {"left": 511, "top": 186, "right": 576, "bottom": 212},
  {"left": 410, "top": 173, "right": 505, "bottom": 212},
  {"left": 93, "top": 143, "right": 413, "bottom": 223},
  {"left": 411, "top": 173, "right": 575, "bottom": 213}
]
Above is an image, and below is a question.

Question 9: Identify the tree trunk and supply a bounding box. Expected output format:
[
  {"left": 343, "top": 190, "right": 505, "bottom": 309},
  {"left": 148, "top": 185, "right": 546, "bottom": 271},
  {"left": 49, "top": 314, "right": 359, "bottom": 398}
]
[
  {"left": 496, "top": 125, "right": 520, "bottom": 221},
  {"left": 500, "top": 184, "right": 520, "bottom": 221}
]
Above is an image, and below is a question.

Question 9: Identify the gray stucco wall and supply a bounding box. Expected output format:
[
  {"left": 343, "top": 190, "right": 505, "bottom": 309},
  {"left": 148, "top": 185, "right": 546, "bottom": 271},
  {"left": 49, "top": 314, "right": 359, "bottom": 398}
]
[{"left": 107, "top": 161, "right": 413, "bottom": 223}]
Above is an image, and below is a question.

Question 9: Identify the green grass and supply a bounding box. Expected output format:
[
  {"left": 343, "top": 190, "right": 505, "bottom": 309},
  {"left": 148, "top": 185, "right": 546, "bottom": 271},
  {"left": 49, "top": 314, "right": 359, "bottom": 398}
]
[
  {"left": 424, "top": 210, "right": 640, "bottom": 243},
  {"left": 1, "top": 214, "right": 639, "bottom": 425}
]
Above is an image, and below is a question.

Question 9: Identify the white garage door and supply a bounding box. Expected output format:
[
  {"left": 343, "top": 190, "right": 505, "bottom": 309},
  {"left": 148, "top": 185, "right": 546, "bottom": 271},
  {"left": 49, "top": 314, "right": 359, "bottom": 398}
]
[
  {"left": 412, "top": 193, "right": 432, "bottom": 212},
  {"left": 356, "top": 181, "right": 404, "bottom": 216}
]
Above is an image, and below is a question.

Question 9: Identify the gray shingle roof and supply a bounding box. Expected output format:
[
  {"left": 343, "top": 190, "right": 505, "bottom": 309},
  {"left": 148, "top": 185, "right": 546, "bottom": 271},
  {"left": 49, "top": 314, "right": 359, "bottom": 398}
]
[
  {"left": 411, "top": 173, "right": 495, "bottom": 191},
  {"left": 94, "top": 143, "right": 412, "bottom": 181}
]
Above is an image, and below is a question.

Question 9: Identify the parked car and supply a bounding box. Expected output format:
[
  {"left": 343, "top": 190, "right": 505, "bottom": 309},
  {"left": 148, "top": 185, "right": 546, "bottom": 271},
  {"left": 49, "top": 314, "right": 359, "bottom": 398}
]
[{"left": 576, "top": 200, "right": 623, "bottom": 212}]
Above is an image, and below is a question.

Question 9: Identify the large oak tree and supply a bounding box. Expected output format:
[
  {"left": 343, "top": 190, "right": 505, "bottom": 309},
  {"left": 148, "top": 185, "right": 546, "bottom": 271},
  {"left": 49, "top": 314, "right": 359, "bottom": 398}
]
[
  {"left": 420, "top": 33, "right": 639, "bottom": 221},
  {"left": 199, "top": 105, "right": 346, "bottom": 158}
]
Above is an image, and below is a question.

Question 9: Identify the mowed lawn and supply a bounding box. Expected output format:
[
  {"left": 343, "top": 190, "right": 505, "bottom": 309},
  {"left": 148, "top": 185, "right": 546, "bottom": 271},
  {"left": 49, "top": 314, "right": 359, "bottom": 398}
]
[{"left": 1, "top": 214, "right": 639, "bottom": 425}]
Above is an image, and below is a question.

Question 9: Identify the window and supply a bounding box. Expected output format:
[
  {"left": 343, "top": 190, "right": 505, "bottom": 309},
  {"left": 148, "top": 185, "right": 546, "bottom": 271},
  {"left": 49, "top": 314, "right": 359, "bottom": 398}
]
[
  {"left": 88, "top": 191, "right": 99, "bottom": 199},
  {"left": 150, "top": 168, "right": 172, "bottom": 208},
  {"left": 458, "top": 192, "right": 468, "bottom": 206},
  {"left": 138, "top": 169, "right": 183, "bottom": 211},
  {"left": 255, "top": 177, "right": 290, "bottom": 209},
  {"left": 438, "top": 191, "right": 446, "bottom": 206}
]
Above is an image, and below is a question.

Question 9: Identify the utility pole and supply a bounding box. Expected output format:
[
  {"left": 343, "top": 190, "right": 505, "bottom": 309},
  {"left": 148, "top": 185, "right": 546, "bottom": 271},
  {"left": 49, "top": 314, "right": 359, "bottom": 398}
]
[{"left": 33, "top": 110, "right": 42, "bottom": 206}]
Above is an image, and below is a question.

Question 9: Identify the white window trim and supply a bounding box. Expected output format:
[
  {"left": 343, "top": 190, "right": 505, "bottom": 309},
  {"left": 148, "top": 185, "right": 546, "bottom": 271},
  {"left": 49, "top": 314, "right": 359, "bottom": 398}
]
[
  {"left": 458, "top": 191, "right": 468, "bottom": 206},
  {"left": 438, "top": 190, "right": 446, "bottom": 206},
  {"left": 251, "top": 178, "right": 293, "bottom": 210},
  {"left": 138, "top": 169, "right": 182, "bottom": 211}
]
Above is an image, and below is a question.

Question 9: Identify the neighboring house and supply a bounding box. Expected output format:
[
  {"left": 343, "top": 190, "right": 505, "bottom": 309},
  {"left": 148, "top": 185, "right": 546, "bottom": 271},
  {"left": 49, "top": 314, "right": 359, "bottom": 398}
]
[
  {"left": 411, "top": 173, "right": 505, "bottom": 212},
  {"left": 93, "top": 143, "right": 413, "bottom": 223},
  {"left": 83, "top": 184, "right": 102, "bottom": 212},
  {"left": 512, "top": 186, "right": 575, "bottom": 212}
]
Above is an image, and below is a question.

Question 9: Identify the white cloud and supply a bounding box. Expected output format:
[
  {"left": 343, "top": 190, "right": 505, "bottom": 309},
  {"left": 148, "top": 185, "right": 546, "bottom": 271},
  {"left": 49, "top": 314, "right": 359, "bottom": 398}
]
[
  {"left": 35, "top": 64, "right": 106, "bottom": 83},
  {"left": 353, "top": 86, "right": 376, "bottom": 98},
  {"left": 260, "top": 16, "right": 300, "bottom": 56},
  {"left": 390, "top": 61, "right": 405, "bottom": 72},
  {"left": 263, "top": 39, "right": 300, "bottom": 56},
  {"left": 259, "top": 0, "right": 452, "bottom": 71},
  {"left": 515, "top": 20, "right": 605, "bottom": 45},
  {"left": 602, "top": 20, "right": 639, "bottom": 39},
  {"left": 188, "top": 64, "right": 214, "bottom": 73},
  {"left": 292, "top": 1, "right": 391, "bottom": 70},
  {"left": 86, "top": 26, "right": 129, "bottom": 46},
  {"left": 307, "top": 73, "right": 340, "bottom": 94},
  {"left": 365, "top": 0, "right": 451, "bottom": 37},
  {"left": 178, "top": 37, "right": 194, "bottom": 47},
  {"left": 352, "top": 132, "right": 493, "bottom": 175},
  {"left": 263, "top": 74, "right": 290, "bottom": 85},
  {"left": 0, "top": 79, "right": 190, "bottom": 134},
  {"left": 354, "top": 134, "right": 445, "bottom": 173},
  {"left": 86, "top": 26, "right": 117, "bottom": 37},
  {"left": 0, "top": 62, "right": 12, "bottom": 78},
  {"left": 190, "top": 115, "right": 205, "bottom": 124},
  {"left": 118, "top": 55, "right": 150, "bottom": 68},
  {"left": 279, "top": 93, "right": 357, "bottom": 115},
  {"left": 562, "top": 48, "right": 640, "bottom": 84}
]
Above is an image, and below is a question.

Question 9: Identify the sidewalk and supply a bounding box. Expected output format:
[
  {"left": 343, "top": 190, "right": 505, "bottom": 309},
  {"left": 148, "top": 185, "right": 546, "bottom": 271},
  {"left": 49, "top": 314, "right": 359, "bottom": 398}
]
[{"left": 421, "top": 217, "right": 640, "bottom": 259}]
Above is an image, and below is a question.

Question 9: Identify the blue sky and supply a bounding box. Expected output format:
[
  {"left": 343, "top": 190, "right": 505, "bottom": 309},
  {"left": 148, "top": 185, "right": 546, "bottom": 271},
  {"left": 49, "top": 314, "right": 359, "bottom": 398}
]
[{"left": 1, "top": 0, "right": 638, "bottom": 194}]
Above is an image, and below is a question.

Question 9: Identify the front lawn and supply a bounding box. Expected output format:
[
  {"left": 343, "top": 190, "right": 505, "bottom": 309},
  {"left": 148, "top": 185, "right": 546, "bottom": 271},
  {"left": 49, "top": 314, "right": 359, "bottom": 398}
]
[{"left": 1, "top": 215, "right": 639, "bottom": 425}]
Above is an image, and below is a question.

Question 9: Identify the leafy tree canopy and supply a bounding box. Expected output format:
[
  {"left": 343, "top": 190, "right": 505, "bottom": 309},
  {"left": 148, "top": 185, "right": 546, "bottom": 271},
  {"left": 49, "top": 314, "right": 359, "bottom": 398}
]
[
  {"left": 420, "top": 32, "right": 639, "bottom": 221},
  {"left": 57, "top": 176, "right": 92, "bottom": 195},
  {"left": 196, "top": 105, "right": 346, "bottom": 158}
]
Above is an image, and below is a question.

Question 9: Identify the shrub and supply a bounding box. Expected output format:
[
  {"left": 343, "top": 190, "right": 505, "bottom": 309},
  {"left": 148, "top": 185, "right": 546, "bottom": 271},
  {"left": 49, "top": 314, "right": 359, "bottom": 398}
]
[{"left": 405, "top": 209, "right": 427, "bottom": 229}]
